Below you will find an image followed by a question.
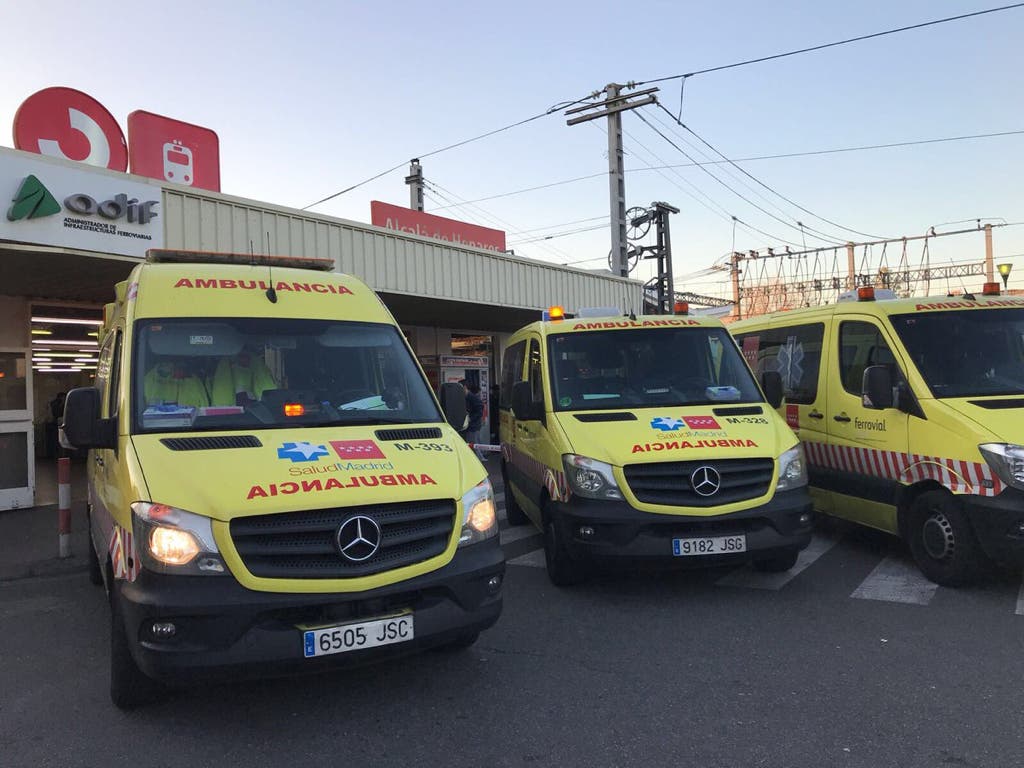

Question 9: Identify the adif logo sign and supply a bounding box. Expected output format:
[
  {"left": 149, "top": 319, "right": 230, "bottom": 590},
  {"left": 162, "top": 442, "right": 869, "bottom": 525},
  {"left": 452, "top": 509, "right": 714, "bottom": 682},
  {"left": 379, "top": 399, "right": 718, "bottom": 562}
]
[
  {"left": 7, "top": 175, "right": 158, "bottom": 225},
  {"left": 0, "top": 150, "right": 164, "bottom": 257}
]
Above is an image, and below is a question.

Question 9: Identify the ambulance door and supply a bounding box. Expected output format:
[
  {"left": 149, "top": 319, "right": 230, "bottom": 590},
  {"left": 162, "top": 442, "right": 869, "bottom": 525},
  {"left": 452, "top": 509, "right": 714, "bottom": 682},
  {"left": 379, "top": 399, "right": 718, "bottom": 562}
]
[
  {"left": 514, "top": 335, "right": 550, "bottom": 521},
  {"left": 89, "top": 328, "right": 123, "bottom": 556},
  {"left": 500, "top": 339, "right": 528, "bottom": 501},
  {"left": 735, "top": 321, "right": 833, "bottom": 515},
  {"left": 825, "top": 317, "right": 909, "bottom": 533}
]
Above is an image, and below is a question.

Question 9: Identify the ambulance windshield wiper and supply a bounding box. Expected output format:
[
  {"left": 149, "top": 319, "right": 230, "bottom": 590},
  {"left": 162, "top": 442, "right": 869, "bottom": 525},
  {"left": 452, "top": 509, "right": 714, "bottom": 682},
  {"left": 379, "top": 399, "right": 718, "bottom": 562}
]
[{"left": 321, "top": 416, "right": 424, "bottom": 426}]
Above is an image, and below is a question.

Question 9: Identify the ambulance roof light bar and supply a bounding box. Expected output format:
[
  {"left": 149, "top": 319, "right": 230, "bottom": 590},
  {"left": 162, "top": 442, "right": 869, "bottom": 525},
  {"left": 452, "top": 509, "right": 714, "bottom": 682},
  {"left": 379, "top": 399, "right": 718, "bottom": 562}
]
[
  {"left": 982, "top": 282, "right": 1001, "bottom": 296},
  {"left": 838, "top": 287, "right": 898, "bottom": 303},
  {"left": 543, "top": 305, "right": 566, "bottom": 322},
  {"left": 146, "top": 249, "right": 335, "bottom": 272}
]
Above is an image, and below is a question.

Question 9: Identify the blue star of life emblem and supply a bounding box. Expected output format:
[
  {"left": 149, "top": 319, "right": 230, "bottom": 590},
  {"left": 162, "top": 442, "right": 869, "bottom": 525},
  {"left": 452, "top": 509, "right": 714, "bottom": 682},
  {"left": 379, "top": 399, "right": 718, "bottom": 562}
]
[
  {"left": 277, "top": 441, "right": 329, "bottom": 462},
  {"left": 651, "top": 417, "right": 684, "bottom": 432}
]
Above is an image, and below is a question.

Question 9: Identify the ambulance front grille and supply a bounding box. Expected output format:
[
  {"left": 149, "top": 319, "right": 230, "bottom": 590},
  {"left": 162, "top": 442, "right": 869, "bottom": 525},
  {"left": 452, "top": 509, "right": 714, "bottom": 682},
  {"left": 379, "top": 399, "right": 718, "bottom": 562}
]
[
  {"left": 230, "top": 499, "right": 456, "bottom": 578},
  {"left": 623, "top": 458, "right": 774, "bottom": 508}
]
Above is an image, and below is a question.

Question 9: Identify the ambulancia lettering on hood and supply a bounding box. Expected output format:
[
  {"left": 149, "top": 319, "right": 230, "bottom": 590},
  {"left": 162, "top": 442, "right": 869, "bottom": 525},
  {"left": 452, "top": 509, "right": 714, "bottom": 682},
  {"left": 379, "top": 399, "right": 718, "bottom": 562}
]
[
  {"left": 244, "top": 436, "right": 449, "bottom": 500},
  {"left": 637, "top": 415, "right": 758, "bottom": 452}
]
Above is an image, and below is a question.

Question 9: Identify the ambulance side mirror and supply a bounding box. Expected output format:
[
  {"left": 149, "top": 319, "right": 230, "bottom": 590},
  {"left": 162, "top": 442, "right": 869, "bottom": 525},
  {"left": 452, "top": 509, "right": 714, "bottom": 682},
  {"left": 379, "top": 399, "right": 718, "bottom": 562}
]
[
  {"left": 439, "top": 382, "right": 468, "bottom": 431},
  {"left": 61, "top": 387, "right": 116, "bottom": 450},
  {"left": 511, "top": 381, "right": 541, "bottom": 421},
  {"left": 862, "top": 366, "right": 894, "bottom": 410},
  {"left": 761, "top": 371, "right": 784, "bottom": 409}
]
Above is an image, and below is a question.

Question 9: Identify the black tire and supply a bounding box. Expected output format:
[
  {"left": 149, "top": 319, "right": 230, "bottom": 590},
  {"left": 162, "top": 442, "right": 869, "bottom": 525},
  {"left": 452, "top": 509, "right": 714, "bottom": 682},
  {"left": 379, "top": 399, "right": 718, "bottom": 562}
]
[
  {"left": 753, "top": 548, "right": 800, "bottom": 573},
  {"left": 110, "top": 588, "right": 163, "bottom": 710},
  {"left": 543, "top": 513, "right": 586, "bottom": 587},
  {"left": 906, "top": 490, "right": 993, "bottom": 587},
  {"left": 502, "top": 464, "right": 528, "bottom": 527}
]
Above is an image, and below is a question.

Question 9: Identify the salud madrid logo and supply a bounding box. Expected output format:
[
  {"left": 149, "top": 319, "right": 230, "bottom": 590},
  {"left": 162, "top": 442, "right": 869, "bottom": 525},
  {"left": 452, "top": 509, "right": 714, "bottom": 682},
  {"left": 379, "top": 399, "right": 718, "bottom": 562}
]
[{"left": 6, "top": 174, "right": 159, "bottom": 227}]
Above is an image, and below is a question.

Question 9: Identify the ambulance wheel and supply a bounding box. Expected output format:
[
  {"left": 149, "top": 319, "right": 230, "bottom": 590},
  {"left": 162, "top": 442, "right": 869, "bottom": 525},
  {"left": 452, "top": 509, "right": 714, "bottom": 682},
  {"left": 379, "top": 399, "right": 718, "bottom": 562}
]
[
  {"left": 502, "top": 464, "right": 528, "bottom": 526},
  {"left": 543, "top": 512, "right": 586, "bottom": 587},
  {"left": 110, "top": 587, "right": 163, "bottom": 710},
  {"left": 753, "top": 548, "right": 800, "bottom": 573},
  {"left": 906, "top": 490, "right": 992, "bottom": 587}
]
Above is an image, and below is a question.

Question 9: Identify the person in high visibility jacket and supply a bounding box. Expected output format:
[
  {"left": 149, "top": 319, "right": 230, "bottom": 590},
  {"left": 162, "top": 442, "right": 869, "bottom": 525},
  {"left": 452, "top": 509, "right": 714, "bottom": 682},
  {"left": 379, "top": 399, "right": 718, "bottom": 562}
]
[
  {"left": 211, "top": 349, "right": 277, "bottom": 406},
  {"left": 144, "top": 361, "right": 211, "bottom": 408}
]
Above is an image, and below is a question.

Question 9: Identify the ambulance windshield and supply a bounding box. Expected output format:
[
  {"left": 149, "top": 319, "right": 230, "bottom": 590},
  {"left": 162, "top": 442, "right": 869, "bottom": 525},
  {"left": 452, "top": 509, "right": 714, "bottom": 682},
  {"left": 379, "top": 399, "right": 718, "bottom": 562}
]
[
  {"left": 548, "top": 327, "right": 762, "bottom": 411},
  {"left": 891, "top": 308, "right": 1024, "bottom": 398},
  {"left": 133, "top": 318, "right": 441, "bottom": 432}
]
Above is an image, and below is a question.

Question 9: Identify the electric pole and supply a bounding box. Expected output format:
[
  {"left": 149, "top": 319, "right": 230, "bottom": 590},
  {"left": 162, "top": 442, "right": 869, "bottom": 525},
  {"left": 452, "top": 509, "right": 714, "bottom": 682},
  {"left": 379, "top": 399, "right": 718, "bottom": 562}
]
[
  {"left": 566, "top": 84, "right": 658, "bottom": 277},
  {"left": 406, "top": 159, "right": 424, "bottom": 211}
]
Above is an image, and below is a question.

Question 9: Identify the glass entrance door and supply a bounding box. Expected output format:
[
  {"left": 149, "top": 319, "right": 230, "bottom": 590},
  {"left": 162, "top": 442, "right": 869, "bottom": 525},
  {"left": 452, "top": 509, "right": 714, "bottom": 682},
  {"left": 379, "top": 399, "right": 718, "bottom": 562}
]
[{"left": 0, "top": 349, "right": 34, "bottom": 509}]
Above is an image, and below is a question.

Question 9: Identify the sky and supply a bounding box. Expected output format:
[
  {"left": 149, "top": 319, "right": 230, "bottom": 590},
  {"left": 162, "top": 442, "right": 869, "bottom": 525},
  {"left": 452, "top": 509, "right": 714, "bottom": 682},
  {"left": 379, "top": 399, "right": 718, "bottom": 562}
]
[{"left": 2, "top": 0, "right": 1022, "bottom": 300}]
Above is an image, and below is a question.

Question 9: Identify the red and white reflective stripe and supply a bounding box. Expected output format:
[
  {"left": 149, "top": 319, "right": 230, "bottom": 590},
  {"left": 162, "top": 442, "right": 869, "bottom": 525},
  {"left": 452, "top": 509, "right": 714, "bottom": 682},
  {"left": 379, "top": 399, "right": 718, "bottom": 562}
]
[
  {"left": 109, "top": 525, "right": 140, "bottom": 582},
  {"left": 802, "top": 440, "right": 1002, "bottom": 497},
  {"left": 57, "top": 457, "right": 71, "bottom": 559}
]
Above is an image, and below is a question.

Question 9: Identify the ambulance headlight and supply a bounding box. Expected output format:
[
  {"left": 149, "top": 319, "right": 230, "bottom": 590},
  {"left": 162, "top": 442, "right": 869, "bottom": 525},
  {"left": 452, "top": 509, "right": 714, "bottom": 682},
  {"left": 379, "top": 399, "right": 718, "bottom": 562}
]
[
  {"left": 979, "top": 443, "right": 1024, "bottom": 490},
  {"left": 776, "top": 445, "right": 808, "bottom": 491},
  {"left": 459, "top": 479, "right": 498, "bottom": 547},
  {"left": 131, "top": 502, "right": 227, "bottom": 575},
  {"left": 562, "top": 455, "right": 623, "bottom": 500}
]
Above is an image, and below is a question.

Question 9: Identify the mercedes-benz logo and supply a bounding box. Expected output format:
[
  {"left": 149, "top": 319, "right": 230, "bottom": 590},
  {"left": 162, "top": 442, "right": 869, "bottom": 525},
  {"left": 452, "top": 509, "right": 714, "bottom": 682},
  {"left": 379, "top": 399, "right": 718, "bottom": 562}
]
[
  {"left": 690, "top": 466, "right": 722, "bottom": 497},
  {"left": 336, "top": 515, "right": 382, "bottom": 562}
]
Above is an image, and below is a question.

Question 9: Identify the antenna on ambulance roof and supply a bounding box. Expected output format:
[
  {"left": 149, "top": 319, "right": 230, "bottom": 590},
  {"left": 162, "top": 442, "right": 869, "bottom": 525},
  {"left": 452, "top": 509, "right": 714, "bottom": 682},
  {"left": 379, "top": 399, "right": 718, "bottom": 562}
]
[{"left": 265, "top": 231, "right": 278, "bottom": 304}]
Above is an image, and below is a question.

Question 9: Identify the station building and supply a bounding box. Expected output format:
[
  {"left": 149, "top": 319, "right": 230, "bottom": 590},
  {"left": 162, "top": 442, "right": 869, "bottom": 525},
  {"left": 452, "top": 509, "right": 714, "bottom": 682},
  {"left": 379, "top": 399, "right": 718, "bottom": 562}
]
[{"left": 0, "top": 146, "right": 640, "bottom": 510}]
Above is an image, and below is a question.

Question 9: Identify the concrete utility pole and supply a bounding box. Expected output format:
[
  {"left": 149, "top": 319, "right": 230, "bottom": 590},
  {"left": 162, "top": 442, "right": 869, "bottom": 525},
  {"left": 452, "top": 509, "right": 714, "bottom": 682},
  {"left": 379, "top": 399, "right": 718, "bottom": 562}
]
[
  {"left": 406, "top": 159, "right": 424, "bottom": 211},
  {"left": 566, "top": 85, "right": 658, "bottom": 277}
]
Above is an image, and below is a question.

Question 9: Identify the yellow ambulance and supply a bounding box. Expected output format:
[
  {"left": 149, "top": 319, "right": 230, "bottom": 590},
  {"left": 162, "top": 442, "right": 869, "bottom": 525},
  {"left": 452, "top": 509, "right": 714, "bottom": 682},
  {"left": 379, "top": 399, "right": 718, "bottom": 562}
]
[
  {"left": 61, "top": 250, "right": 503, "bottom": 708},
  {"left": 731, "top": 284, "right": 1024, "bottom": 586},
  {"left": 498, "top": 305, "right": 813, "bottom": 585}
]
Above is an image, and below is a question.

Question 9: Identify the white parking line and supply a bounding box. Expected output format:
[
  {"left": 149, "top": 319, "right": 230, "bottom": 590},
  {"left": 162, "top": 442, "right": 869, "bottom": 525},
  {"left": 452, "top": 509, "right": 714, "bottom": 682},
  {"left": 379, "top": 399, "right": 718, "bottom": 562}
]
[
  {"left": 508, "top": 549, "right": 547, "bottom": 568},
  {"left": 500, "top": 525, "right": 543, "bottom": 546},
  {"left": 716, "top": 532, "right": 841, "bottom": 590},
  {"left": 851, "top": 557, "right": 938, "bottom": 605},
  {"left": 1016, "top": 576, "right": 1024, "bottom": 616}
]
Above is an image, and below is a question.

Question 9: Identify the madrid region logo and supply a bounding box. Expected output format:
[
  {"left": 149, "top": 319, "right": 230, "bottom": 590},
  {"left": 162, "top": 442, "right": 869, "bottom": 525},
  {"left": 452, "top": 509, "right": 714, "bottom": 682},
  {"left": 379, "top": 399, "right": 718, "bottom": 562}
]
[
  {"left": 277, "top": 442, "right": 329, "bottom": 462},
  {"left": 651, "top": 417, "right": 685, "bottom": 432},
  {"left": 7, "top": 175, "right": 61, "bottom": 221}
]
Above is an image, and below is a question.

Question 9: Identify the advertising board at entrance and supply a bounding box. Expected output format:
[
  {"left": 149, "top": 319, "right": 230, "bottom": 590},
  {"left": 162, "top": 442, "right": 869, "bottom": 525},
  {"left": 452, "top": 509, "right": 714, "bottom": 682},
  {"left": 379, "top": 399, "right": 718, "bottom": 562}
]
[
  {"left": 0, "top": 150, "right": 164, "bottom": 258},
  {"left": 370, "top": 201, "right": 506, "bottom": 253}
]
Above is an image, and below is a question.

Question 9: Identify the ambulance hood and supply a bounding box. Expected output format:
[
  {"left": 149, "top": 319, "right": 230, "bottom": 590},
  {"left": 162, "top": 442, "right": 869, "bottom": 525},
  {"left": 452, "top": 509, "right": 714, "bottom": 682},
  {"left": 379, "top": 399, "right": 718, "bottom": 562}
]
[
  {"left": 131, "top": 425, "right": 478, "bottom": 521},
  {"left": 934, "top": 397, "right": 1024, "bottom": 443},
  {"left": 554, "top": 405, "right": 792, "bottom": 467}
]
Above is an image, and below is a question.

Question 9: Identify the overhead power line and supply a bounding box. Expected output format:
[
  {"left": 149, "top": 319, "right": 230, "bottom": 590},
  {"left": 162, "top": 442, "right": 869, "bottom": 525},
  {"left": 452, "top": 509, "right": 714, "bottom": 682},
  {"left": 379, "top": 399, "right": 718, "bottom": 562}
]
[
  {"left": 642, "top": 107, "right": 857, "bottom": 244},
  {"left": 634, "top": 110, "right": 847, "bottom": 246},
  {"left": 634, "top": 3, "right": 1024, "bottom": 86},
  {"left": 301, "top": 93, "right": 599, "bottom": 210},
  {"left": 652, "top": 102, "right": 886, "bottom": 240}
]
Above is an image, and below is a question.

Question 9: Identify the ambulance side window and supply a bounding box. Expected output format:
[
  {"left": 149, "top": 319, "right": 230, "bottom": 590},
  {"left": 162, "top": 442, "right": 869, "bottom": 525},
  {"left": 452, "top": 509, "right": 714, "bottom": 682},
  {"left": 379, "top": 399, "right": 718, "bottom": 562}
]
[
  {"left": 734, "top": 323, "right": 824, "bottom": 405},
  {"left": 528, "top": 339, "right": 544, "bottom": 404},
  {"left": 499, "top": 341, "right": 526, "bottom": 410},
  {"left": 107, "top": 331, "right": 122, "bottom": 419},
  {"left": 839, "top": 321, "right": 902, "bottom": 395}
]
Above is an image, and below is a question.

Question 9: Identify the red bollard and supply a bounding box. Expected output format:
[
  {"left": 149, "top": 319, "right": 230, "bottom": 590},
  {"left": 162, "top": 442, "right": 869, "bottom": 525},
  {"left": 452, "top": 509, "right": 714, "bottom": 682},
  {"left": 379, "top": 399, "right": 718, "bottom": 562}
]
[{"left": 58, "top": 457, "right": 71, "bottom": 559}]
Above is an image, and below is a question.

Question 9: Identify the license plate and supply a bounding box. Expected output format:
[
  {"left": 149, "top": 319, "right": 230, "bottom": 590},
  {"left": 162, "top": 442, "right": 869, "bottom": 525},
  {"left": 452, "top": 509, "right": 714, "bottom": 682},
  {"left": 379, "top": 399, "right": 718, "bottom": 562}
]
[
  {"left": 302, "top": 613, "right": 414, "bottom": 658},
  {"left": 672, "top": 535, "right": 747, "bottom": 556}
]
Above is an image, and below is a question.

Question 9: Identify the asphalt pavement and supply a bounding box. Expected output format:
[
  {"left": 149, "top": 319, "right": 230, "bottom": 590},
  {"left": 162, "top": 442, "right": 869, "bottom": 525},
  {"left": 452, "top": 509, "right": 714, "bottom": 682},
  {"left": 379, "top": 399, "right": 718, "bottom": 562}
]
[{"left": 2, "top": 471, "right": 1023, "bottom": 768}]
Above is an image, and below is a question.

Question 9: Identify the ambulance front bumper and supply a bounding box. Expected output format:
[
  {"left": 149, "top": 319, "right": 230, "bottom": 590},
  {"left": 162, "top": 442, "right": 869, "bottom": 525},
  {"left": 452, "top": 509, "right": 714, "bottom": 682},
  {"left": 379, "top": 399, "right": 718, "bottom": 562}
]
[
  {"left": 964, "top": 489, "right": 1024, "bottom": 568},
  {"left": 116, "top": 539, "right": 504, "bottom": 684},
  {"left": 550, "top": 487, "right": 813, "bottom": 565}
]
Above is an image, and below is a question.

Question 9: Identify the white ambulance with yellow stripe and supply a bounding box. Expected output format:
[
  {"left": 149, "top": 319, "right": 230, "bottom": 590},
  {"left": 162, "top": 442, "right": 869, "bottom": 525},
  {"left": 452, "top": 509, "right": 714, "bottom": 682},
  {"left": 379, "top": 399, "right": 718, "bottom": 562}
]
[
  {"left": 61, "top": 250, "right": 503, "bottom": 708},
  {"left": 499, "top": 305, "right": 814, "bottom": 586},
  {"left": 731, "top": 284, "right": 1024, "bottom": 586}
]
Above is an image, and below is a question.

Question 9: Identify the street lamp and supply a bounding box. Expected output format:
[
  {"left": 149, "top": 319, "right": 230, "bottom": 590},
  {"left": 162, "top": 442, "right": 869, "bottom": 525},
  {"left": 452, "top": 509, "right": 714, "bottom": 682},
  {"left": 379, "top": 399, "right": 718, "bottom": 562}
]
[{"left": 998, "top": 262, "right": 1013, "bottom": 289}]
